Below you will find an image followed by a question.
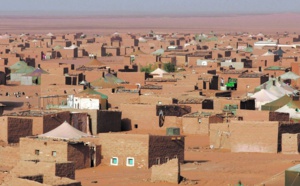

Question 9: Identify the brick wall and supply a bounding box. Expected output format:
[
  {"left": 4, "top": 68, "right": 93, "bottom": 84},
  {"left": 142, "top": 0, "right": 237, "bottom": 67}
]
[
  {"left": 43, "top": 111, "right": 71, "bottom": 133},
  {"left": 67, "top": 143, "right": 90, "bottom": 169},
  {"left": 148, "top": 135, "right": 184, "bottom": 168},
  {"left": 97, "top": 110, "right": 122, "bottom": 133},
  {"left": 98, "top": 133, "right": 149, "bottom": 169},
  {"left": 269, "top": 112, "right": 290, "bottom": 122},
  {"left": 7, "top": 117, "right": 32, "bottom": 143},
  {"left": 70, "top": 112, "right": 88, "bottom": 132},
  {"left": 229, "top": 121, "right": 279, "bottom": 153}
]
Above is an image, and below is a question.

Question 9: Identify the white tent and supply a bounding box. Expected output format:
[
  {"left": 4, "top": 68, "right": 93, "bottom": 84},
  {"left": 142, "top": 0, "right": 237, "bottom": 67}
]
[
  {"left": 279, "top": 71, "right": 300, "bottom": 80},
  {"left": 38, "top": 121, "right": 91, "bottom": 140},
  {"left": 276, "top": 105, "right": 300, "bottom": 119},
  {"left": 251, "top": 89, "right": 279, "bottom": 110},
  {"left": 150, "top": 68, "right": 167, "bottom": 78},
  {"left": 267, "top": 86, "right": 287, "bottom": 97}
]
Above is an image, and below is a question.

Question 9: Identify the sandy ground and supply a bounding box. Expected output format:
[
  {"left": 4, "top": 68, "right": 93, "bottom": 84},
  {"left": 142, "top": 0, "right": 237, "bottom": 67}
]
[
  {"left": 0, "top": 135, "right": 298, "bottom": 185},
  {"left": 75, "top": 135, "right": 300, "bottom": 186},
  {"left": 1, "top": 13, "right": 300, "bottom": 35}
]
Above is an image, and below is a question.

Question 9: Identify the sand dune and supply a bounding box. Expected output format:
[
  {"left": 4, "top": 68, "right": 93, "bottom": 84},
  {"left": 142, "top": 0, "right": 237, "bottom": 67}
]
[{"left": 1, "top": 13, "right": 300, "bottom": 35}]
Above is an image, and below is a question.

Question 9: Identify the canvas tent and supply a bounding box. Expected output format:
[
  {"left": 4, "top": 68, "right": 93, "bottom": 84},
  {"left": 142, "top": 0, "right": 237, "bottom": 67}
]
[
  {"left": 38, "top": 121, "right": 92, "bottom": 140},
  {"left": 251, "top": 89, "right": 278, "bottom": 110},
  {"left": 279, "top": 71, "right": 300, "bottom": 80},
  {"left": 150, "top": 68, "right": 167, "bottom": 78},
  {"left": 275, "top": 105, "right": 300, "bottom": 119},
  {"left": 261, "top": 95, "right": 291, "bottom": 111},
  {"left": 261, "top": 95, "right": 300, "bottom": 111}
]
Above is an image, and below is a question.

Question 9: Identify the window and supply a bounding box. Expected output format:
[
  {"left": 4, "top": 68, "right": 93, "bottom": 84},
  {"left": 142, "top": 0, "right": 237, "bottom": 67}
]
[
  {"left": 156, "top": 158, "right": 160, "bottom": 165},
  {"left": 110, "top": 157, "right": 118, "bottom": 166},
  {"left": 174, "top": 155, "right": 178, "bottom": 159},
  {"left": 126, "top": 157, "right": 134, "bottom": 167},
  {"left": 52, "top": 151, "right": 57, "bottom": 157},
  {"left": 165, "top": 157, "right": 169, "bottom": 162},
  {"left": 35, "top": 150, "right": 40, "bottom": 155},
  {"left": 134, "top": 124, "right": 138, "bottom": 129}
]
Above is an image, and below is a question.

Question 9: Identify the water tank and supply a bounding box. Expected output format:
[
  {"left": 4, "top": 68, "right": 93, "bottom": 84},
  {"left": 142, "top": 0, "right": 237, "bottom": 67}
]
[{"left": 166, "top": 127, "right": 180, "bottom": 136}]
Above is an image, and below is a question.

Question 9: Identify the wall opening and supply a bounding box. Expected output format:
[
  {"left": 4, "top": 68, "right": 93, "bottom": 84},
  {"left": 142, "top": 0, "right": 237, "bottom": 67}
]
[
  {"left": 52, "top": 151, "right": 57, "bottom": 157},
  {"left": 126, "top": 157, "right": 135, "bottom": 167},
  {"left": 165, "top": 157, "right": 169, "bottom": 163},
  {"left": 156, "top": 157, "right": 160, "bottom": 165},
  {"left": 110, "top": 157, "right": 118, "bottom": 166},
  {"left": 134, "top": 124, "right": 138, "bottom": 129},
  {"left": 35, "top": 150, "right": 40, "bottom": 155}
]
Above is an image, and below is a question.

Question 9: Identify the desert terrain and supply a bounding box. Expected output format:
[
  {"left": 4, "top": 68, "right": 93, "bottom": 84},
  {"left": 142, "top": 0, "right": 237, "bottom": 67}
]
[
  {"left": 1, "top": 13, "right": 300, "bottom": 35},
  {"left": 1, "top": 12, "right": 300, "bottom": 186}
]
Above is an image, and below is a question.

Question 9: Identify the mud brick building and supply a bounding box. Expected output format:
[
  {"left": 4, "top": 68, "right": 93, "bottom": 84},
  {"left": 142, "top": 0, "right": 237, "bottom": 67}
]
[
  {"left": 63, "top": 108, "right": 122, "bottom": 135},
  {"left": 0, "top": 116, "right": 32, "bottom": 143},
  {"left": 20, "top": 137, "right": 100, "bottom": 169},
  {"left": 4, "top": 110, "right": 71, "bottom": 135},
  {"left": 98, "top": 133, "right": 184, "bottom": 169}
]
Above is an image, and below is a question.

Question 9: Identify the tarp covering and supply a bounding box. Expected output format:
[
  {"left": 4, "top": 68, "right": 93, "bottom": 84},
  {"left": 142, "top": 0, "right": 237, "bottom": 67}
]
[
  {"left": 261, "top": 95, "right": 300, "bottom": 111},
  {"left": 275, "top": 105, "right": 300, "bottom": 119},
  {"left": 152, "top": 49, "right": 164, "bottom": 56},
  {"left": 90, "top": 73, "right": 125, "bottom": 89},
  {"left": 38, "top": 121, "right": 91, "bottom": 140},
  {"left": 251, "top": 89, "right": 278, "bottom": 110},
  {"left": 14, "top": 66, "right": 35, "bottom": 74},
  {"left": 24, "top": 68, "right": 48, "bottom": 77},
  {"left": 261, "top": 95, "right": 291, "bottom": 111},
  {"left": 78, "top": 87, "right": 108, "bottom": 99},
  {"left": 279, "top": 71, "right": 300, "bottom": 80},
  {"left": 150, "top": 68, "right": 167, "bottom": 78},
  {"left": 9, "top": 61, "right": 27, "bottom": 70}
]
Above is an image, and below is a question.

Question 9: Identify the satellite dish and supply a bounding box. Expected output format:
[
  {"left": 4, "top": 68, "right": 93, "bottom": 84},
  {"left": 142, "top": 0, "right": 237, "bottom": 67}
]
[{"left": 158, "top": 109, "right": 165, "bottom": 127}]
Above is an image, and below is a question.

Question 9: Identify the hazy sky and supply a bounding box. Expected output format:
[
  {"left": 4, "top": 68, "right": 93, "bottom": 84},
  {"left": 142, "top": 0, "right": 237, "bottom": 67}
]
[{"left": 1, "top": 0, "right": 300, "bottom": 16}]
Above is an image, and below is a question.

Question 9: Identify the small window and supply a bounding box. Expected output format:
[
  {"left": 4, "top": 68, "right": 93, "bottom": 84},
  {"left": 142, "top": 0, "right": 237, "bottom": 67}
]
[
  {"left": 110, "top": 157, "right": 118, "bottom": 166},
  {"left": 156, "top": 158, "right": 160, "bottom": 165},
  {"left": 165, "top": 157, "right": 169, "bottom": 162},
  {"left": 52, "top": 151, "right": 57, "bottom": 157},
  {"left": 134, "top": 124, "right": 138, "bottom": 129},
  {"left": 35, "top": 150, "right": 40, "bottom": 155},
  {"left": 126, "top": 157, "right": 134, "bottom": 167},
  {"left": 174, "top": 155, "right": 178, "bottom": 159}
]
